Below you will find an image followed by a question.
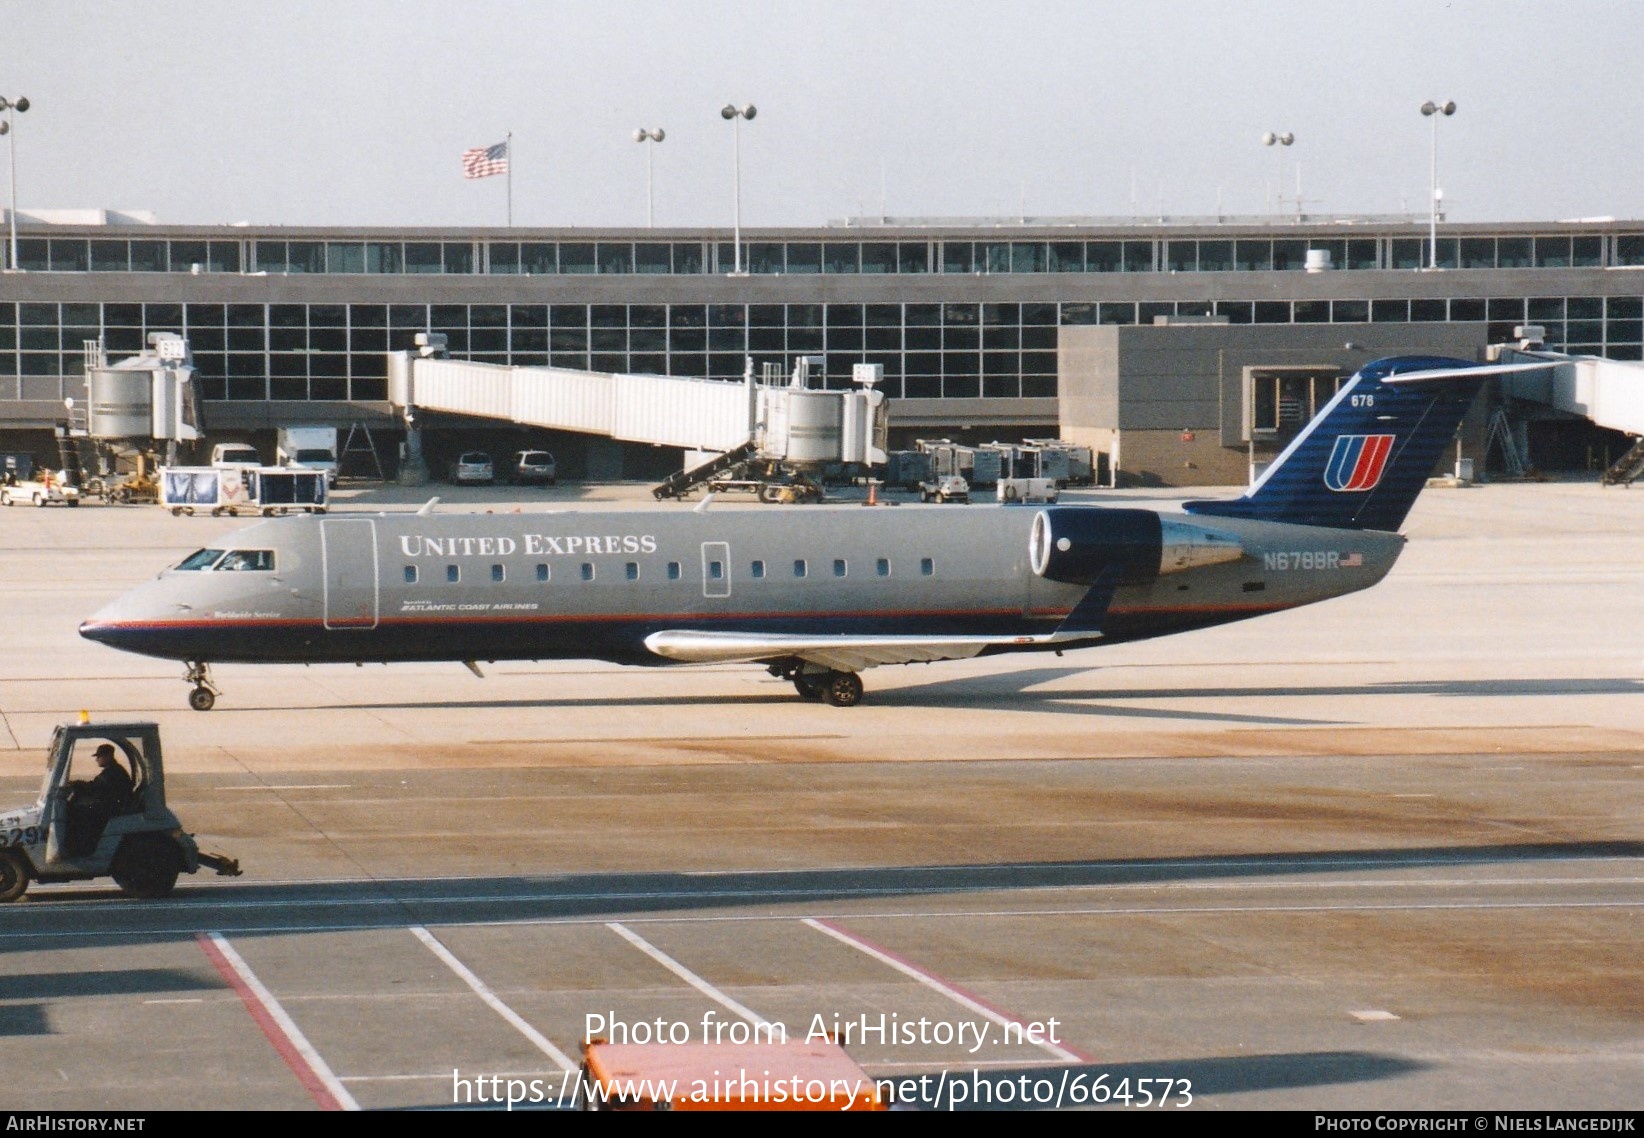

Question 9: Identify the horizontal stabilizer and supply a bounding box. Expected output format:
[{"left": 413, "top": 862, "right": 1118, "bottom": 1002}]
[{"left": 1380, "top": 359, "right": 1560, "bottom": 384}]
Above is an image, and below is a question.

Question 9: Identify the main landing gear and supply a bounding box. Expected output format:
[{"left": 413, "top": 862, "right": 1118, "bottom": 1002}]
[
  {"left": 184, "top": 661, "right": 219, "bottom": 712},
  {"left": 778, "top": 664, "right": 865, "bottom": 708}
]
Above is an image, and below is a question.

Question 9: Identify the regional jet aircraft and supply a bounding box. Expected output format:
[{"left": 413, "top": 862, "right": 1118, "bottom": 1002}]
[{"left": 81, "top": 356, "right": 1513, "bottom": 710}]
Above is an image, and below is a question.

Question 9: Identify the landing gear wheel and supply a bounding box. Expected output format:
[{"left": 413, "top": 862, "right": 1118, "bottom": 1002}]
[
  {"left": 792, "top": 674, "right": 824, "bottom": 701},
  {"left": 823, "top": 671, "right": 864, "bottom": 708},
  {"left": 111, "top": 834, "right": 182, "bottom": 899},
  {"left": 0, "top": 850, "right": 30, "bottom": 903},
  {"left": 188, "top": 686, "right": 216, "bottom": 712}
]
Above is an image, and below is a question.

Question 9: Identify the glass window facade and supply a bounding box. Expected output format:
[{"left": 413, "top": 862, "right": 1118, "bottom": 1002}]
[
  {"left": 6, "top": 290, "right": 1641, "bottom": 402},
  {"left": 8, "top": 229, "right": 1640, "bottom": 277},
  {"left": 4, "top": 224, "right": 1642, "bottom": 404}
]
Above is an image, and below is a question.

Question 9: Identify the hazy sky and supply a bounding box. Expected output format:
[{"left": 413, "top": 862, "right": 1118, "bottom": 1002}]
[{"left": 3, "top": 0, "right": 1640, "bottom": 229}]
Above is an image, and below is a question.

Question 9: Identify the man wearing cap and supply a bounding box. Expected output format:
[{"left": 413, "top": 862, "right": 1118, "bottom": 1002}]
[
  {"left": 65, "top": 744, "right": 136, "bottom": 856},
  {"left": 87, "top": 744, "right": 135, "bottom": 807}
]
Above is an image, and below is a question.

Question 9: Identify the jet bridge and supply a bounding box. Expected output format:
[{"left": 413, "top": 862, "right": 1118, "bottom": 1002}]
[
  {"left": 386, "top": 349, "right": 887, "bottom": 488},
  {"left": 1490, "top": 337, "right": 1644, "bottom": 484}
]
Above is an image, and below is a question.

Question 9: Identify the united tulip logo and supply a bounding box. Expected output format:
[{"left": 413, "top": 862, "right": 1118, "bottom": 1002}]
[{"left": 1324, "top": 434, "right": 1394, "bottom": 492}]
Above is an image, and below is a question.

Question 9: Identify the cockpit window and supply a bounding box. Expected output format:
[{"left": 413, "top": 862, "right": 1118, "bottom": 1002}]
[
  {"left": 176, "top": 548, "right": 226, "bottom": 571},
  {"left": 216, "top": 550, "right": 275, "bottom": 572}
]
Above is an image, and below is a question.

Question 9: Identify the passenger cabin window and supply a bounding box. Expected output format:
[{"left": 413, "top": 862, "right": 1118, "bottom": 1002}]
[
  {"left": 793, "top": 559, "right": 807, "bottom": 578},
  {"left": 581, "top": 563, "right": 595, "bottom": 581},
  {"left": 833, "top": 559, "right": 847, "bottom": 578},
  {"left": 535, "top": 563, "right": 550, "bottom": 582},
  {"left": 216, "top": 550, "right": 274, "bottom": 571},
  {"left": 751, "top": 559, "right": 766, "bottom": 579},
  {"left": 176, "top": 549, "right": 225, "bottom": 571},
  {"left": 446, "top": 565, "right": 460, "bottom": 583},
  {"left": 404, "top": 565, "right": 418, "bottom": 584},
  {"left": 491, "top": 564, "right": 505, "bottom": 583},
  {"left": 921, "top": 557, "right": 935, "bottom": 576},
  {"left": 876, "top": 557, "right": 890, "bottom": 577},
  {"left": 625, "top": 562, "right": 639, "bottom": 580},
  {"left": 667, "top": 561, "right": 681, "bottom": 580}
]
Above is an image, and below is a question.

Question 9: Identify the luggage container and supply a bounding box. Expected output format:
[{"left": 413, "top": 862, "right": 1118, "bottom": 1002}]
[
  {"left": 964, "top": 446, "right": 1002, "bottom": 487},
  {"left": 159, "top": 466, "right": 252, "bottom": 516},
  {"left": 254, "top": 467, "right": 328, "bottom": 515},
  {"left": 884, "top": 450, "right": 932, "bottom": 490},
  {"left": 160, "top": 466, "right": 326, "bottom": 516}
]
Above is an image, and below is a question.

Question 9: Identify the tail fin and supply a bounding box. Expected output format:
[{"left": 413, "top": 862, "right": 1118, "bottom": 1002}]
[{"left": 1184, "top": 356, "right": 1486, "bottom": 532}]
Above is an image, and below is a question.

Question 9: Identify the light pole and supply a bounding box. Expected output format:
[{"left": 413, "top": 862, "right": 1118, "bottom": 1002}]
[
  {"left": 720, "top": 103, "right": 755, "bottom": 275},
  {"left": 1420, "top": 100, "right": 1456, "bottom": 270},
  {"left": 632, "top": 128, "right": 664, "bottom": 228},
  {"left": 1261, "top": 131, "right": 1293, "bottom": 215},
  {"left": 0, "top": 95, "right": 29, "bottom": 273}
]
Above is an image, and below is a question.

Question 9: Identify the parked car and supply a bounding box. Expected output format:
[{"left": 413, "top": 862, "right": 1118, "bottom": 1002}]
[
  {"left": 448, "top": 451, "right": 494, "bottom": 485},
  {"left": 507, "top": 450, "right": 557, "bottom": 485},
  {"left": 919, "top": 474, "right": 970, "bottom": 504}
]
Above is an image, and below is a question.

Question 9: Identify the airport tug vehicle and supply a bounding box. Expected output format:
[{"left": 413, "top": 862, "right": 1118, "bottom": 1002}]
[{"left": 0, "top": 717, "right": 240, "bottom": 902}]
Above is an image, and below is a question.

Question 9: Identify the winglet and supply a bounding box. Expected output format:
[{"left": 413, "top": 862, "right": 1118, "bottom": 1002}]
[{"left": 416, "top": 496, "right": 441, "bottom": 516}]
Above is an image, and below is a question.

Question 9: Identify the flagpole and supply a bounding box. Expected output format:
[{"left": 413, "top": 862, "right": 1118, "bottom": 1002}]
[{"left": 506, "top": 131, "right": 513, "bottom": 228}]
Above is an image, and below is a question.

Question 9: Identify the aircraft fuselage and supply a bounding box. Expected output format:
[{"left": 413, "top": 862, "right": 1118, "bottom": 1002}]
[{"left": 79, "top": 503, "right": 1403, "bottom": 668}]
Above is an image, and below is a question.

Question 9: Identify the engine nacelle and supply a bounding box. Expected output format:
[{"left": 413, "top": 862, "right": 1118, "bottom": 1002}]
[
  {"left": 1029, "top": 508, "right": 1243, "bottom": 585},
  {"left": 1029, "top": 508, "right": 1162, "bottom": 586}
]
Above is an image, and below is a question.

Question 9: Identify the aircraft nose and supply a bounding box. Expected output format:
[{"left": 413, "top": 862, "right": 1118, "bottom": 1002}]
[
  {"left": 80, "top": 596, "right": 122, "bottom": 645},
  {"left": 79, "top": 593, "right": 176, "bottom": 655},
  {"left": 78, "top": 618, "right": 114, "bottom": 645}
]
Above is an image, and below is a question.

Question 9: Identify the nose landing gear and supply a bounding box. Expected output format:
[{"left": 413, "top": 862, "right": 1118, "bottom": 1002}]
[{"left": 184, "top": 662, "right": 219, "bottom": 712}]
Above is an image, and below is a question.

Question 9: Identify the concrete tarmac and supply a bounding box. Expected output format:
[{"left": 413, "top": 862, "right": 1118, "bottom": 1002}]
[{"left": 0, "top": 480, "right": 1639, "bottom": 1111}]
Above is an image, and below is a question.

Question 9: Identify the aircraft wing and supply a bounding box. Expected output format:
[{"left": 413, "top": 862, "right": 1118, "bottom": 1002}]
[{"left": 642, "top": 629, "right": 1101, "bottom": 672}]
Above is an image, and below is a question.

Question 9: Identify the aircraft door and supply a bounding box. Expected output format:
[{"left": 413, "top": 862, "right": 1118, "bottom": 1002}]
[
  {"left": 321, "top": 518, "right": 380, "bottom": 629},
  {"left": 701, "top": 541, "right": 731, "bottom": 599}
]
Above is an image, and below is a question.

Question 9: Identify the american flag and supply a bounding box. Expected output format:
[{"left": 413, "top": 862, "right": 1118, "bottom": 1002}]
[
  {"left": 1341, "top": 552, "right": 1364, "bottom": 567},
  {"left": 462, "top": 141, "right": 509, "bottom": 179}
]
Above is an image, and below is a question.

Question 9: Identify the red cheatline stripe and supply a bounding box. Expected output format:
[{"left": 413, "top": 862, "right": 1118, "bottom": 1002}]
[{"left": 196, "top": 931, "right": 357, "bottom": 1110}]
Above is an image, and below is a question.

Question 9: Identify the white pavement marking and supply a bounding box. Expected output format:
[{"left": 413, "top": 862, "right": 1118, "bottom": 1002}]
[
  {"left": 605, "top": 921, "right": 773, "bottom": 1029},
  {"left": 803, "top": 917, "right": 1088, "bottom": 1063},
  {"left": 219, "top": 784, "right": 352, "bottom": 791},
  {"left": 410, "top": 925, "right": 576, "bottom": 1071},
  {"left": 197, "top": 931, "right": 360, "bottom": 1111}
]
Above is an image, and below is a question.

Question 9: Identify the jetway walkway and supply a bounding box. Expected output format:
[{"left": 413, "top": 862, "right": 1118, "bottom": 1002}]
[
  {"left": 1494, "top": 347, "right": 1644, "bottom": 436},
  {"left": 386, "top": 352, "right": 886, "bottom": 470},
  {"left": 1492, "top": 345, "right": 1644, "bottom": 484}
]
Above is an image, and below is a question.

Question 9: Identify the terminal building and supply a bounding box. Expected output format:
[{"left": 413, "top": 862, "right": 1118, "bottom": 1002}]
[{"left": 2, "top": 213, "right": 1640, "bottom": 484}]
